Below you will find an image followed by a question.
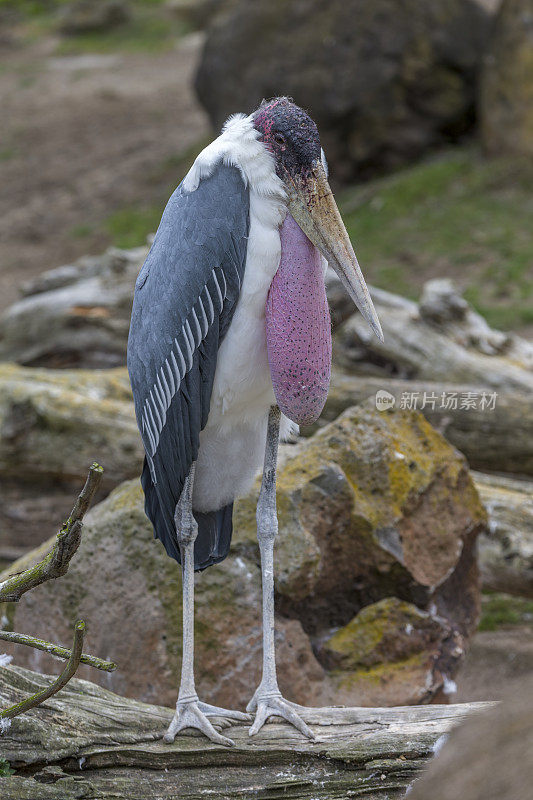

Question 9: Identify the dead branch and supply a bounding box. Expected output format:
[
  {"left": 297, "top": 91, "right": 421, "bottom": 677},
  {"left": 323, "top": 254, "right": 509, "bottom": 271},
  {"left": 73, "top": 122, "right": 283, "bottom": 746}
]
[
  {"left": 0, "top": 630, "right": 116, "bottom": 672},
  {"left": 0, "top": 463, "right": 103, "bottom": 603},
  {"left": 0, "top": 620, "right": 85, "bottom": 721}
]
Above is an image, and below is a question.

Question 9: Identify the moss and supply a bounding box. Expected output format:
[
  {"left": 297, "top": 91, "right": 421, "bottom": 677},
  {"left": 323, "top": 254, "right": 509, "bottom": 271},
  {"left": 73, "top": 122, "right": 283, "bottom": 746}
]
[
  {"left": 334, "top": 650, "right": 429, "bottom": 689},
  {"left": 324, "top": 597, "right": 442, "bottom": 671},
  {"left": 0, "top": 759, "right": 15, "bottom": 777}
]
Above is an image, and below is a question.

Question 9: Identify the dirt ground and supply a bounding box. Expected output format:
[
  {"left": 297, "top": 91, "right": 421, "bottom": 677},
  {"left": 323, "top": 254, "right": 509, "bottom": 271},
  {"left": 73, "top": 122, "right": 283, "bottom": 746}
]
[
  {"left": 0, "top": 31, "right": 209, "bottom": 312},
  {"left": 456, "top": 627, "right": 533, "bottom": 702}
]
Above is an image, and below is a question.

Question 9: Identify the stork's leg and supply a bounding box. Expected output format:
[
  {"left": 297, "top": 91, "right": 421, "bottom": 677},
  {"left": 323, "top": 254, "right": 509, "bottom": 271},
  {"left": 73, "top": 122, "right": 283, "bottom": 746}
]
[
  {"left": 164, "top": 464, "right": 250, "bottom": 747},
  {"left": 247, "top": 406, "right": 315, "bottom": 740}
]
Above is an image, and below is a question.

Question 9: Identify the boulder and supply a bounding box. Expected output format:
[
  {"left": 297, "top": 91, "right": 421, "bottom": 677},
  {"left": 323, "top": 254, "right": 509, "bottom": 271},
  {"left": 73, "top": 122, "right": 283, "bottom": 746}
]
[
  {"left": 0, "top": 363, "right": 141, "bottom": 560},
  {"left": 321, "top": 598, "right": 455, "bottom": 706},
  {"left": 316, "top": 369, "right": 533, "bottom": 476},
  {"left": 481, "top": 0, "right": 533, "bottom": 158},
  {"left": 1, "top": 404, "right": 486, "bottom": 708},
  {"left": 195, "top": 0, "right": 492, "bottom": 181},
  {"left": 0, "top": 479, "right": 328, "bottom": 710},
  {"left": 0, "top": 363, "right": 139, "bottom": 488},
  {"left": 0, "top": 246, "right": 147, "bottom": 369}
]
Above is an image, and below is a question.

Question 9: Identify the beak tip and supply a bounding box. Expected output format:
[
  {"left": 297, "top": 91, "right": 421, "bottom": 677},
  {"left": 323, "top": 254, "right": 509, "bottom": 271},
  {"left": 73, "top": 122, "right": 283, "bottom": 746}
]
[
  {"left": 364, "top": 309, "right": 384, "bottom": 343},
  {"left": 374, "top": 322, "right": 385, "bottom": 343}
]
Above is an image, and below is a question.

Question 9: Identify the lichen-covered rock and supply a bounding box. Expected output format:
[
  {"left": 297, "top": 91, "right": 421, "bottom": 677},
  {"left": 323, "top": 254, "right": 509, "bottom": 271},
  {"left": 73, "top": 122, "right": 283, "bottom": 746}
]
[
  {"left": 315, "top": 369, "right": 533, "bottom": 476},
  {"left": 237, "top": 403, "right": 485, "bottom": 635},
  {"left": 0, "top": 362, "right": 139, "bottom": 487},
  {"left": 0, "top": 246, "right": 147, "bottom": 369},
  {"left": 195, "top": 0, "right": 492, "bottom": 181},
  {"left": 322, "top": 598, "right": 453, "bottom": 705},
  {"left": 0, "top": 404, "right": 485, "bottom": 708},
  {"left": 0, "top": 479, "right": 329, "bottom": 709},
  {"left": 0, "top": 362, "right": 142, "bottom": 559},
  {"left": 481, "top": 0, "right": 533, "bottom": 157}
]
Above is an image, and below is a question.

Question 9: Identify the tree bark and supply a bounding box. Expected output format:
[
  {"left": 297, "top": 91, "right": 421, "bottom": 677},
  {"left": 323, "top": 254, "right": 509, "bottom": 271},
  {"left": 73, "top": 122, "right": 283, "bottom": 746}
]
[
  {"left": 474, "top": 471, "right": 533, "bottom": 598},
  {"left": 0, "top": 664, "right": 492, "bottom": 799}
]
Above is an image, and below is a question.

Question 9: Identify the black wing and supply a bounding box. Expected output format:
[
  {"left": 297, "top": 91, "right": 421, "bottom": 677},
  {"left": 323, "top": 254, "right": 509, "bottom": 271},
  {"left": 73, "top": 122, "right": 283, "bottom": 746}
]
[{"left": 127, "top": 163, "right": 249, "bottom": 569}]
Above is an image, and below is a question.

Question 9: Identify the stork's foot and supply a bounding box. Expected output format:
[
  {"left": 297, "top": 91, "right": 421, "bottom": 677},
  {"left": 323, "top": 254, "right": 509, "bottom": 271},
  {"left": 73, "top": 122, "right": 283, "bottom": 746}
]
[
  {"left": 164, "top": 696, "right": 251, "bottom": 747},
  {"left": 246, "top": 689, "right": 315, "bottom": 739}
]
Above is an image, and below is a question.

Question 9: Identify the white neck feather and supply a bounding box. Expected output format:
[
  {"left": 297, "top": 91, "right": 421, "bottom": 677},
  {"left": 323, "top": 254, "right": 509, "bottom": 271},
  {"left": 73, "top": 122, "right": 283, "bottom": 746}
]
[{"left": 182, "top": 113, "right": 286, "bottom": 200}]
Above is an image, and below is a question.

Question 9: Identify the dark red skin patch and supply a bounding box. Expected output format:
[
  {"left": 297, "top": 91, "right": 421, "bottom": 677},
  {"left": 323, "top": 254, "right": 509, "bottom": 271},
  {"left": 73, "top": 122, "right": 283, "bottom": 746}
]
[{"left": 266, "top": 214, "right": 332, "bottom": 426}]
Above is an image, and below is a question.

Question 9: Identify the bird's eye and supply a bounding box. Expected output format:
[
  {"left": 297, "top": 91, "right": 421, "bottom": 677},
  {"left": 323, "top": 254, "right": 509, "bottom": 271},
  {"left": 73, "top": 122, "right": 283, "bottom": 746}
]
[{"left": 273, "top": 132, "right": 285, "bottom": 145}]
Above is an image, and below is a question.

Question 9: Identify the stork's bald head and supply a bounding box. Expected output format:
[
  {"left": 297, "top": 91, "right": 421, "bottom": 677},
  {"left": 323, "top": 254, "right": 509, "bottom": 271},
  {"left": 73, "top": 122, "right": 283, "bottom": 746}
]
[{"left": 253, "top": 97, "right": 321, "bottom": 182}]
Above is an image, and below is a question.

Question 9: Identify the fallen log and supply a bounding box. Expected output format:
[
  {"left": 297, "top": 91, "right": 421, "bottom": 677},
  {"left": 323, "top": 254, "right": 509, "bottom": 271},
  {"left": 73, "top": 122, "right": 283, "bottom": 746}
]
[
  {"left": 315, "top": 370, "right": 533, "bottom": 476},
  {"left": 474, "top": 471, "right": 533, "bottom": 598},
  {"left": 334, "top": 278, "right": 533, "bottom": 394},
  {"left": 0, "top": 664, "right": 491, "bottom": 800}
]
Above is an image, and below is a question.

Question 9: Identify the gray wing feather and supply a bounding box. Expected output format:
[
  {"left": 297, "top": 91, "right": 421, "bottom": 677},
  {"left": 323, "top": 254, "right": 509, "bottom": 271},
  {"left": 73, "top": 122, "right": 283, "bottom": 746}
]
[{"left": 127, "top": 163, "right": 249, "bottom": 565}]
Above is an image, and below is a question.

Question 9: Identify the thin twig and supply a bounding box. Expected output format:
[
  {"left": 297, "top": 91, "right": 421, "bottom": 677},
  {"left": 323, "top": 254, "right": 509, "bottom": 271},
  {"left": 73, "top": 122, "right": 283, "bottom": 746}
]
[
  {"left": 0, "top": 463, "right": 103, "bottom": 603},
  {"left": 0, "top": 630, "right": 117, "bottom": 673},
  {"left": 1, "top": 620, "right": 85, "bottom": 720}
]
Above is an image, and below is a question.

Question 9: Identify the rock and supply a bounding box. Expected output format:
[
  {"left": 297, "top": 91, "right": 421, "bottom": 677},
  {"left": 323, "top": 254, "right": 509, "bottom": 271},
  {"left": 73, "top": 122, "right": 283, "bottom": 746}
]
[
  {"left": 58, "top": 0, "right": 131, "bottom": 36},
  {"left": 408, "top": 674, "right": 533, "bottom": 800},
  {"left": 0, "top": 362, "right": 139, "bottom": 488},
  {"left": 0, "top": 404, "right": 485, "bottom": 708},
  {"left": 0, "top": 362, "right": 142, "bottom": 559},
  {"left": 321, "top": 598, "right": 455, "bottom": 706},
  {"left": 317, "top": 369, "right": 533, "bottom": 476},
  {"left": 0, "top": 663, "right": 492, "bottom": 800},
  {"left": 0, "top": 246, "right": 147, "bottom": 369},
  {"left": 481, "top": 0, "right": 533, "bottom": 158},
  {"left": 474, "top": 471, "right": 533, "bottom": 597},
  {"left": 195, "top": 0, "right": 492, "bottom": 181},
  {"left": 334, "top": 278, "right": 533, "bottom": 393},
  {"left": 0, "top": 479, "right": 328, "bottom": 710}
]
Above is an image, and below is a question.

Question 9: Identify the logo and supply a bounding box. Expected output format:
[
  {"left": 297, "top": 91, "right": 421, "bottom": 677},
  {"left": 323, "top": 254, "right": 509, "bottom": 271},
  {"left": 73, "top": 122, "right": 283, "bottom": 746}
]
[{"left": 375, "top": 390, "right": 396, "bottom": 411}]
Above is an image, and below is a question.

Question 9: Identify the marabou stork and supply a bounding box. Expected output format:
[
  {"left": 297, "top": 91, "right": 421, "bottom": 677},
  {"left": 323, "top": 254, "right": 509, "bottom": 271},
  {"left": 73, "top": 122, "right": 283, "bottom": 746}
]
[{"left": 127, "top": 97, "right": 383, "bottom": 746}]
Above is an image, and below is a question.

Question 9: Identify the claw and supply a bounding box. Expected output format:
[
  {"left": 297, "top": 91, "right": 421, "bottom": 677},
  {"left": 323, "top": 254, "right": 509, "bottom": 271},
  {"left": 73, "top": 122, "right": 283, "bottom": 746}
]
[
  {"left": 164, "top": 699, "right": 249, "bottom": 747},
  {"left": 248, "top": 693, "right": 315, "bottom": 740}
]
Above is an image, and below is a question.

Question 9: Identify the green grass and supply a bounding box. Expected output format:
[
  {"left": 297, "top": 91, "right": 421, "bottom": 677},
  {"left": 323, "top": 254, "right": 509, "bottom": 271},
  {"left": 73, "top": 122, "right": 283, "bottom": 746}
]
[
  {"left": 479, "top": 593, "right": 533, "bottom": 632},
  {"left": 1, "top": 1, "right": 190, "bottom": 55},
  {"left": 339, "top": 149, "right": 533, "bottom": 331},
  {"left": 105, "top": 204, "right": 164, "bottom": 249},
  {"left": 56, "top": 10, "right": 189, "bottom": 55}
]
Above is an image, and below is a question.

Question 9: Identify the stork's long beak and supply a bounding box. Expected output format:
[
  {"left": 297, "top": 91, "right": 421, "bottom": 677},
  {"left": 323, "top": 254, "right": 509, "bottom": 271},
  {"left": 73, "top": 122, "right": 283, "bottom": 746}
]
[{"left": 285, "top": 159, "right": 384, "bottom": 341}]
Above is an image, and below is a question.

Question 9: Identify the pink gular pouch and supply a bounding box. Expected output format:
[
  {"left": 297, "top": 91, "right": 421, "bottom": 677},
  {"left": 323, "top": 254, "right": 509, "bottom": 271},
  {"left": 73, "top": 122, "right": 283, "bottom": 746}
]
[{"left": 266, "top": 213, "right": 332, "bottom": 426}]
